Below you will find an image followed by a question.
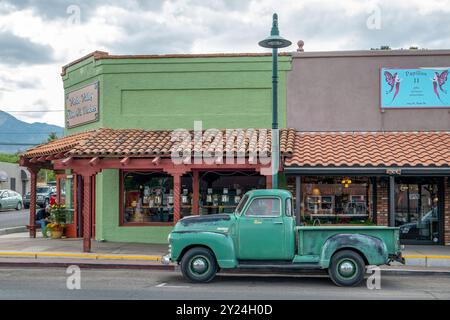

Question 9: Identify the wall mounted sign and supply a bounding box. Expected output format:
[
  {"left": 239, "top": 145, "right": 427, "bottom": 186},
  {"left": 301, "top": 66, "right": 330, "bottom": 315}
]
[
  {"left": 380, "top": 68, "right": 450, "bottom": 109},
  {"left": 65, "top": 82, "right": 99, "bottom": 128}
]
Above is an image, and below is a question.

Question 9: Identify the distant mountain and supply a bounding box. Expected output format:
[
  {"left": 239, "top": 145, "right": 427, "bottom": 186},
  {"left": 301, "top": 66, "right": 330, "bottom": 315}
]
[{"left": 0, "top": 110, "right": 63, "bottom": 154}]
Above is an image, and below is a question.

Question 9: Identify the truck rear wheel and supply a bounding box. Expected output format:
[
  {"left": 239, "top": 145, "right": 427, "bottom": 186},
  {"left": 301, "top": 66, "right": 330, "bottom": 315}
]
[
  {"left": 180, "top": 247, "right": 217, "bottom": 283},
  {"left": 328, "top": 250, "right": 365, "bottom": 287}
]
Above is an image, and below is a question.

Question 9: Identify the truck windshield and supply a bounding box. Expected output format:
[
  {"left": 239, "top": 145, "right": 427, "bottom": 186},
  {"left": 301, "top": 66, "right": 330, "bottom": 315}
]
[{"left": 235, "top": 195, "right": 249, "bottom": 215}]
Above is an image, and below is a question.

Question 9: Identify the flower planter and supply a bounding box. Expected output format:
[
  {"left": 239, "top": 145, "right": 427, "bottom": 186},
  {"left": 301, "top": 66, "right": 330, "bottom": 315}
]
[{"left": 50, "top": 229, "right": 64, "bottom": 239}]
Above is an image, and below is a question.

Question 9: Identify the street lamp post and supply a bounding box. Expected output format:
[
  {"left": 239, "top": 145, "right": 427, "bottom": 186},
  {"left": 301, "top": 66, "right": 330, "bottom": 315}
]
[{"left": 259, "top": 13, "right": 291, "bottom": 189}]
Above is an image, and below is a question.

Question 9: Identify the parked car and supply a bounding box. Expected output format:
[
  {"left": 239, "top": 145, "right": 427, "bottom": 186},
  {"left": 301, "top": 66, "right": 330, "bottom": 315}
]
[
  {"left": 0, "top": 189, "right": 23, "bottom": 211},
  {"left": 162, "top": 189, "right": 404, "bottom": 287},
  {"left": 23, "top": 185, "right": 56, "bottom": 209},
  {"left": 399, "top": 208, "right": 439, "bottom": 242}
]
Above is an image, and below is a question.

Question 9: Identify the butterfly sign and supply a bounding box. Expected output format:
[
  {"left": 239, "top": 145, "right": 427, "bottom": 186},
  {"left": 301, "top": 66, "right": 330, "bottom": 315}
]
[
  {"left": 384, "top": 71, "right": 401, "bottom": 102},
  {"left": 381, "top": 68, "right": 450, "bottom": 108},
  {"left": 431, "top": 70, "right": 448, "bottom": 103}
]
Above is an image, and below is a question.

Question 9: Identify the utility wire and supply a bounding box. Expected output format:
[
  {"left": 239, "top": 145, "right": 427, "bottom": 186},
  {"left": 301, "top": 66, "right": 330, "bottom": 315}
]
[
  {"left": 1, "top": 110, "right": 64, "bottom": 113},
  {"left": 0, "top": 142, "right": 40, "bottom": 146}
]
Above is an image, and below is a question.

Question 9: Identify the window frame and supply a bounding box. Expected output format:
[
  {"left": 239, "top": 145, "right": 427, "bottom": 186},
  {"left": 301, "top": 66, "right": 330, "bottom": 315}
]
[
  {"left": 244, "top": 196, "right": 282, "bottom": 218},
  {"left": 286, "top": 198, "right": 293, "bottom": 217},
  {"left": 119, "top": 170, "right": 175, "bottom": 227}
]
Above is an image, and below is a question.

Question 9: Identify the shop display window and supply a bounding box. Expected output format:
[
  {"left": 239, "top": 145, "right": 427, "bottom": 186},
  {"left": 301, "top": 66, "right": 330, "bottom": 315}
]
[
  {"left": 301, "top": 176, "right": 371, "bottom": 224},
  {"left": 122, "top": 171, "right": 174, "bottom": 224},
  {"left": 199, "top": 171, "right": 266, "bottom": 215},
  {"left": 56, "top": 174, "right": 74, "bottom": 224},
  {"left": 180, "top": 174, "right": 193, "bottom": 218}
]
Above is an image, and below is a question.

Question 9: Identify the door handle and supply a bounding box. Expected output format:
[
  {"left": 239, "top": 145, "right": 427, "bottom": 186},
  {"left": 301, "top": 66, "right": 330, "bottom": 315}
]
[{"left": 273, "top": 221, "right": 283, "bottom": 224}]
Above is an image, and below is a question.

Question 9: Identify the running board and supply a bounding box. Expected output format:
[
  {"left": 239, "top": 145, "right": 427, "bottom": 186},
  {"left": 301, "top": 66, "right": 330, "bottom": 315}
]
[{"left": 237, "top": 262, "right": 321, "bottom": 270}]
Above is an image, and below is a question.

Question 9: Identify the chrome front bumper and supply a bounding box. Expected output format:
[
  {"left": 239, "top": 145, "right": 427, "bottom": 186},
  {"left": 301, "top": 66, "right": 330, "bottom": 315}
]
[{"left": 161, "top": 254, "right": 171, "bottom": 265}]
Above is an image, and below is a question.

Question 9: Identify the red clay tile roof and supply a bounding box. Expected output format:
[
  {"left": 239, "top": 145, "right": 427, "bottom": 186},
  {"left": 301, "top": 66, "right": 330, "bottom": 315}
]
[
  {"left": 23, "top": 130, "right": 94, "bottom": 158},
  {"left": 22, "top": 129, "right": 450, "bottom": 167},
  {"left": 285, "top": 131, "right": 450, "bottom": 167},
  {"left": 22, "top": 128, "right": 296, "bottom": 159}
]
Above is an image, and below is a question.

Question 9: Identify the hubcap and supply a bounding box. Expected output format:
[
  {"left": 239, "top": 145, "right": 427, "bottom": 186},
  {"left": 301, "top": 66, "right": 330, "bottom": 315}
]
[
  {"left": 191, "top": 257, "right": 209, "bottom": 274},
  {"left": 338, "top": 260, "right": 356, "bottom": 278}
]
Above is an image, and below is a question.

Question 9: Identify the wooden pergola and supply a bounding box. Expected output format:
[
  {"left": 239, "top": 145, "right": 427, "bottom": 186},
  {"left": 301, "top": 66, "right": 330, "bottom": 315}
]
[{"left": 19, "top": 128, "right": 296, "bottom": 252}]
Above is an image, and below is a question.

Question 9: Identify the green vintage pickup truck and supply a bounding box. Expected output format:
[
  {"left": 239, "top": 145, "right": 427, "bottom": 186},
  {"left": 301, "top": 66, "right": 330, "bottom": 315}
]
[{"left": 162, "top": 189, "right": 404, "bottom": 286}]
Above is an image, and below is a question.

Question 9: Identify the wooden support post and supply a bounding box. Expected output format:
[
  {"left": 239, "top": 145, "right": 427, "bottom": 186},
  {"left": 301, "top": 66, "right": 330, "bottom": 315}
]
[
  {"left": 28, "top": 167, "right": 38, "bottom": 238},
  {"left": 296, "top": 176, "right": 301, "bottom": 226},
  {"left": 389, "top": 175, "right": 395, "bottom": 227},
  {"left": 192, "top": 170, "right": 200, "bottom": 215},
  {"left": 173, "top": 172, "right": 181, "bottom": 223},
  {"left": 266, "top": 175, "right": 273, "bottom": 189},
  {"left": 82, "top": 174, "right": 92, "bottom": 252}
]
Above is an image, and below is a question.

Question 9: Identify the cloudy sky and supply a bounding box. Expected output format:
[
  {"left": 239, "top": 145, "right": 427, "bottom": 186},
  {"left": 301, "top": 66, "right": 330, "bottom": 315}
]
[{"left": 1, "top": 0, "right": 450, "bottom": 126}]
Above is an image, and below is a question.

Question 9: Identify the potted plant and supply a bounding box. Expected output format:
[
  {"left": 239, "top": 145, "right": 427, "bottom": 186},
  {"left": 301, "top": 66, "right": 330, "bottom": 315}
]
[{"left": 47, "top": 203, "right": 67, "bottom": 239}]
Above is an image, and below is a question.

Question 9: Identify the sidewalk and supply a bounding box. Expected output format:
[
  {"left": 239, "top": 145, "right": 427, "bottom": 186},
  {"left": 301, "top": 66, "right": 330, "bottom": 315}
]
[{"left": 0, "top": 232, "right": 450, "bottom": 272}]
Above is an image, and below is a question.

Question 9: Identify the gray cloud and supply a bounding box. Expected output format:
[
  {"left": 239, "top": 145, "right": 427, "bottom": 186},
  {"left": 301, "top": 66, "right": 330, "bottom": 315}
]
[
  {"left": 0, "top": 31, "right": 55, "bottom": 65},
  {"left": 5, "top": 0, "right": 450, "bottom": 54},
  {"left": 0, "top": 75, "right": 42, "bottom": 90},
  {"left": 5, "top": 0, "right": 165, "bottom": 22}
]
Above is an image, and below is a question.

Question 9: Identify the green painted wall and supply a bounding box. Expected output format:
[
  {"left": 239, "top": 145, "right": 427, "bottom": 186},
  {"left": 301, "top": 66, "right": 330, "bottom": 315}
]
[
  {"left": 95, "top": 169, "right": 172, "bottom": 243},
  {"left": 63, "top": 54, "right": 292, "bottom": 243}
]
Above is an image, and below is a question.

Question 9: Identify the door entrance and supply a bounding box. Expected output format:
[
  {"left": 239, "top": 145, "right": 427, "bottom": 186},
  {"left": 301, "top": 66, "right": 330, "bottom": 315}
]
[{"left": 395, "top": 178, "right": 443, "bottom": 244}]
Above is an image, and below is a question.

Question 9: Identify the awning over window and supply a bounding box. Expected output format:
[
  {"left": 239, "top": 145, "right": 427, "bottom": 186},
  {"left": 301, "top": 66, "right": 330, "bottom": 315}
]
[
  {"left": 285, "top": 131, "right": 450, "bottom": 167},
  {"left": 20, "top": 128, "right": 296, "bottom": 160}
]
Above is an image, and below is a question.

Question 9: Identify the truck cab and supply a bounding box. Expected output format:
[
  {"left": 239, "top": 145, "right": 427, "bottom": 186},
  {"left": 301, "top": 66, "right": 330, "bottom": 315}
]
[{"left": 163, "top": 189, "right": 404, "bottom": 287}]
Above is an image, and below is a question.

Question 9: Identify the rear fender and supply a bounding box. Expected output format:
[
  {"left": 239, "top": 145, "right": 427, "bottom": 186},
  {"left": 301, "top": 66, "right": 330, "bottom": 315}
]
[
  {"left": 171, "top": 231, "right": 237, "bottom": 268},
  {"left": 320, "top": 233, "right": 388, "bottom": 268}
]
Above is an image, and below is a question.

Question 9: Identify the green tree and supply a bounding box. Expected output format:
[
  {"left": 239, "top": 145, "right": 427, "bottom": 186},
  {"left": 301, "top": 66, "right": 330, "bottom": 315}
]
[
  {"left": 0, "top": 153, "right": 19, "bottom": 163},
  {"left": 47, "top": 132, "right": 58, "bottom": 142}
]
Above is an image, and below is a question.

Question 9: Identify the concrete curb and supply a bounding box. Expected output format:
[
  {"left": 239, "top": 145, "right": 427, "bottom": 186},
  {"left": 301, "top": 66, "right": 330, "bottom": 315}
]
[
  {"left": 0, "top": 226, "right": 27, "bottom": 236},
  {"left": 0, "top": 251, "right": 161, "bottom": 261},
  {"left": 404, "top": 255, "right": 450, "bottom": 268},
  {"left": 379, "top": 268, "right": 450, "bottom": 276}
]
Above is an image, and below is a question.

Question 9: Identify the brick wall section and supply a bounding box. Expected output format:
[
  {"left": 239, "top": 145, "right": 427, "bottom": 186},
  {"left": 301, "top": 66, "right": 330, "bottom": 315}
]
[
  {"left": 376, "top": 181, "right": 389, "bottom": 226},
  {"left": 445, "top": 177, "right": 450, "bottom": 246}
]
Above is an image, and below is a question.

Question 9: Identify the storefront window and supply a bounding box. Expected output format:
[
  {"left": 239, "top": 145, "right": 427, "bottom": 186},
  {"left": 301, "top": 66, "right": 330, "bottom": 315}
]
[
  {"left": 122, "top": 171, "right": 174, "bottom": 224},
  {"left": 395, "top": 178, "right": 441, "bottom": 244},
  {"left": 62, "top": 176, "right": 74, "bottom": 224},
  {"left": 301, "top": 176, "right": 372, "bottom": 224},
  {"left": 181, "top": 174, "right": 193, "bottom": 218},
  {"left": 199, "top": 171, "right": 266, "bottom": 215}
]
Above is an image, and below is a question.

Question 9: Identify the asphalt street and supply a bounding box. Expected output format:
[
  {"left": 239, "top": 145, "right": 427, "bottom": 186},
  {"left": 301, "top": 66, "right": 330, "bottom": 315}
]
[
  {"left": 0, "top": 268, "right": 450, "bottom": 300},
  {"left": 0, "top": 209, "right": 28, "bottom": 229}
]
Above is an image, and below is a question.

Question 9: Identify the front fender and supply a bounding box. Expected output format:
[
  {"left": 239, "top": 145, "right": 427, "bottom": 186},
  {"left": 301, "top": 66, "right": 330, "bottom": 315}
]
[
  {"left": 170, "top": 231, "right": 237, "bottom": 268},
  {"left": 320, "top": 233, "right": 388, "bottom": 268}
]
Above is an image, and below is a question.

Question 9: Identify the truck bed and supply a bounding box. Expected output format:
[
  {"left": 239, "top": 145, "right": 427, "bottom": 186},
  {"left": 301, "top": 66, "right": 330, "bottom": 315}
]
[{"left": 296, "top": 226, "right": 400, "bottom": 257}]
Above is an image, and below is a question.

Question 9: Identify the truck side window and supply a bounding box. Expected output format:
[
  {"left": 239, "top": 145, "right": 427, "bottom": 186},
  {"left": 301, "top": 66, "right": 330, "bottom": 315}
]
[
  {"left": 286, "top": 198, "right": 293, "bottom": 216},
  {"left": 246, "top": 198, "right": 281, "bottom": 217},
  {"left": 235, "top": 195, "right": 249, "bottom": 215}
]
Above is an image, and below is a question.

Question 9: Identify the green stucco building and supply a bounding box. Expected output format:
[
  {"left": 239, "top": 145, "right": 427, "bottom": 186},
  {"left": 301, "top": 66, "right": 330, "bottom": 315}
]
[{"left": 61, "top": 51, "right": 292, "bottom": 243}]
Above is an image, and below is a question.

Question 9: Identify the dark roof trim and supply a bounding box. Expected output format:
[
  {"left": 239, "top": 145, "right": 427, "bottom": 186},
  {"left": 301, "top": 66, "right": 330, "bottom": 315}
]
[
  {"left": 61, "top": 51, "right": 291, "bottom": 76},
  {"left": 284, "top": 167, "right": 450, "bottom": 176}
]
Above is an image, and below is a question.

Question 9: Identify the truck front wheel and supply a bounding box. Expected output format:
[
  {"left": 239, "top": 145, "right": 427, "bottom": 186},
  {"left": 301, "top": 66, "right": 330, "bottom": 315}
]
[
  {"left": 180, "top": 247, "right": 218, "bottom": 283},
  {"left": 328, "top": 250, "right": 365, "bottom": 287}
]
